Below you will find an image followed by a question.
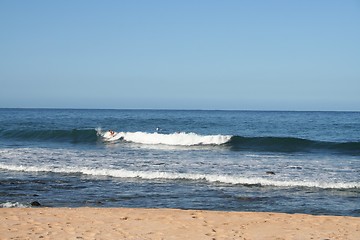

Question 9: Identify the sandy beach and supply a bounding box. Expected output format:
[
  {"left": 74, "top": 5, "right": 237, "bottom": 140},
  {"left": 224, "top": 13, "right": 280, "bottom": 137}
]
[{"left": 1, "top": 208, "right": 359, "bottom": 240}]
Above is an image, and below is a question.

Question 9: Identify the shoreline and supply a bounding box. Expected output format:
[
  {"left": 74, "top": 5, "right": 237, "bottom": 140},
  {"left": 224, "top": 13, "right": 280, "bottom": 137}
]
[{"left": 1, "top": 207, "right": 359, "bottom": 239}]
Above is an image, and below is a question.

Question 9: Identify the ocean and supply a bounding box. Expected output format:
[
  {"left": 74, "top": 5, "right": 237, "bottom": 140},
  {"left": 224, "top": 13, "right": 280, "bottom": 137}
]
[{"left": 0, "top": 108, "right": 359, "bottom": 216}]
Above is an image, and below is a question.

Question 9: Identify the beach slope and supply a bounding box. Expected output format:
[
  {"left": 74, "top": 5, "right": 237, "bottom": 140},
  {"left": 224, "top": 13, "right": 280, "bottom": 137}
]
[{"left": 1, "top": 208, "right": 359, "bottom": 239}]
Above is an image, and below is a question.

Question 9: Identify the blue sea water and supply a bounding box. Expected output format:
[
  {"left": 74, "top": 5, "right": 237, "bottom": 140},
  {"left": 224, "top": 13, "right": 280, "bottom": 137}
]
[{"left": 0, "top": 108, "right": 359, "bottom": 216}]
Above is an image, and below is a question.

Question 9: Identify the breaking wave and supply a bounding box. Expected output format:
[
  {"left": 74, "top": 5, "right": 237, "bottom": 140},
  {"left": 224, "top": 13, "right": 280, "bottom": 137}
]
[
  {"left": 99, "top": 130, "right": 231, "bottom": 146},
  {"left": 1, "top": 128, "right": 359, "bottom": 154},
  {"left": 99, "top": 130, "right": 360, "bottom": 154},
  {"left": 0, "top": 164, "right": 359, "bottom": 190}
]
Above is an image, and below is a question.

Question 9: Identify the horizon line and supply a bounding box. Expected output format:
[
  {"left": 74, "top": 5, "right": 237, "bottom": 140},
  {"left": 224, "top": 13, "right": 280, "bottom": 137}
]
[{"left": 0, "top": 107, "right": 359, "bottom": 113}]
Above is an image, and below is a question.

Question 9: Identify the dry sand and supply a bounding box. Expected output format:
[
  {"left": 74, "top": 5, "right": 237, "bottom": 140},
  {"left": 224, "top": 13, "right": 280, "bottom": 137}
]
[{"left": 1, "top": 208, "right": 359, "bottom": 240}]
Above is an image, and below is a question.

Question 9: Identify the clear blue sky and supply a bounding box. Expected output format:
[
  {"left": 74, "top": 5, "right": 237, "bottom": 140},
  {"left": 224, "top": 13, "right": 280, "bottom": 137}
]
[{"left": 1, "top": 0, "right": 359, "bottom": 111}]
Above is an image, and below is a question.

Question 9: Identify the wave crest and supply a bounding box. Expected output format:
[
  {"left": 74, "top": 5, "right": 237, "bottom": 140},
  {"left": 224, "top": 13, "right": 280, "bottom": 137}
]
[{"left": 99, "top": 130, "right": 232, "bottom": 146}]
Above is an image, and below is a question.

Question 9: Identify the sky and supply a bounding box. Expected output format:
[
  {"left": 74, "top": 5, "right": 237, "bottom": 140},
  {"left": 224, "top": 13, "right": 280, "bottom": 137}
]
[{"left": 1, "top": 0, "right": 359, "bottom": 111}]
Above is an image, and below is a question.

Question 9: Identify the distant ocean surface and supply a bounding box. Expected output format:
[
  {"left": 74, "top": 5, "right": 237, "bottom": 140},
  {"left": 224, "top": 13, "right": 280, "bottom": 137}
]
[{"left": 0, "top": 109, "right": 359, "bottom": 216}]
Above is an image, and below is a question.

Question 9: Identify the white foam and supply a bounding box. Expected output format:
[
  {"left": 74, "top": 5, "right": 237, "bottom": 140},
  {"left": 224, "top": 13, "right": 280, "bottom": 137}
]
[
  {"left": 98, "top": 130, "right": 232, "bottom": 146},
  {"left": 1, "top": 163, "right": 358, "bottom": 189},
  {"left": 0, "top": 202, "right": 28, "bottom": 208}
]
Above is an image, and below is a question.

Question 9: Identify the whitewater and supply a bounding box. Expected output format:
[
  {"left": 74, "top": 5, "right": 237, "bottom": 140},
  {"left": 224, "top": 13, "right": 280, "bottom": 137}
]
[
  {"left": 1, "top": 163, "right": 359, "bottom": 189},
  {"left": 99, "top": 129, "right": 232, "bottom": 146},
  {"left": 0, "top": 109, "right": 359, "bottom": 216}
]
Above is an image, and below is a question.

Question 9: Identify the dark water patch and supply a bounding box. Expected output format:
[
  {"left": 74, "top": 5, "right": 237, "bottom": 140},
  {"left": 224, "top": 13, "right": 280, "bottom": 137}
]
[
  {"left": 227, "top": 136, "right": 360, "bottom": 155},
  {"left": 352, "top": 209, "right": 360, "bottom": 214},
  {"left": 236, "top": 196, "right": 269, "bottom": 202},
  {"left": 0, "top": 128, "right": 98, "bottom": 144}
]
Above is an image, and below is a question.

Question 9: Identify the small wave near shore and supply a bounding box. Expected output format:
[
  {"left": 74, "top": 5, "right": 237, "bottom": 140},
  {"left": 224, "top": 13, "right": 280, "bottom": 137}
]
[{"left": 1, "top": 163, "right": 359, "bottom": 190}]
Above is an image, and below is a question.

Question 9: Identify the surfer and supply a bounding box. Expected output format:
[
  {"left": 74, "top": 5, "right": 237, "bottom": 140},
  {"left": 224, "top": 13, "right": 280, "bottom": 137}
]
[{"left": 108, "top": 130, "right": 115, "bottom": 137}]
